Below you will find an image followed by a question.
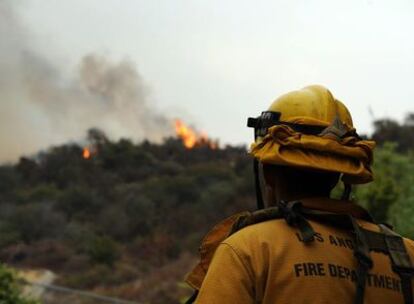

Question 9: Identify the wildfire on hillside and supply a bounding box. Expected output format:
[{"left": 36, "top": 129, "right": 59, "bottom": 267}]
[
  {"left": 174, "top": 119, "right": 218, "bottom": 149},
  {"left": 82, "top": 147, "right": 92, "bottom": 159}
]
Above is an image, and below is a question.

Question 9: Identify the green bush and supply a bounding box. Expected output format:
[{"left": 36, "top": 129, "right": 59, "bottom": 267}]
[
  {"left": 86, "top": 236, "right": 119, "bottom": 266},
  {"left": 8, "top": 203, "right": 66, "bottom": 243},
  {"left": 354, "top": 143, "right": 413, "bottom": 224},
  {"left": 0, "top": 264, "right": 38, "bottom": 304}
]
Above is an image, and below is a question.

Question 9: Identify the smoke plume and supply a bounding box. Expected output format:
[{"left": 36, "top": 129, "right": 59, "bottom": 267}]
[{"left": 0, "top": 1, "right": 173, "bottom": 163}]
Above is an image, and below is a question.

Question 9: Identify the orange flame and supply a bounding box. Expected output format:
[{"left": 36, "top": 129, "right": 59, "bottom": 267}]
[
  {"left": 82, "top": 147, "right": 91, "bottom": 159},
  {"left": 174, "top": 119, "right": 218, "bottom": 149},
  {"left": 174, "top": 120, "right": 197, "bottom": 148}
]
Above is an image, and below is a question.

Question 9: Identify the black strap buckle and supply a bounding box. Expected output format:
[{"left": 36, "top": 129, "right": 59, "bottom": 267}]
[
  {"left": 279, "top": 201, "right": 315, "bottom": 243},
  {"left": 279, "top": 201, "right": 302, "bottom": 225}
]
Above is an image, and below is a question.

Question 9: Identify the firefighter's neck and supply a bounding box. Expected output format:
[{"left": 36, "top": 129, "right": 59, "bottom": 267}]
[
  {"left": 265, "top": 185, "right": 323, "bottom": 207},
  {"left": 262, "top": 165, "right": 334, "bottom": 207}
]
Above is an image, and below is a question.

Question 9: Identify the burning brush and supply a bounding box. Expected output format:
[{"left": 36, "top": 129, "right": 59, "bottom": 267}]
[
  {"left": 81, "top": 146, "right": 98, "bottom": 159},
  {"left": 82, "top": 147, "right": 91, "bottom": 159},
  {"left": 174, "top": 119, "right": 218, "bottom": 149}
]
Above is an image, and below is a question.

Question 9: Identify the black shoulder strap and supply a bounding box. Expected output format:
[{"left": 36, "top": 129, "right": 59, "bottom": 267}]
[
  {"left": 380, "top": 224, "right": 414, "bottom": 304},
  {"left": 350, "top": 216, "right": 373, "bottom": 304},
  {"left": 230, "top": 201, "right": 316, "bottom": 243},
  {"left": 279, "top": 201, "right": 316, "bottom": 242},
  {"left": 347, "top": 223, "right": 414, "bottom": 304},
  {"left": 185, "top": 290, "right": 198, "bottom": 304},
  {"left": 230, "top": 207, "right": 283, "bottom": 234}
]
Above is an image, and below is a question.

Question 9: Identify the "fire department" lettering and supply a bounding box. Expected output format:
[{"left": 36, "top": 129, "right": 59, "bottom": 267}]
[
  {"left": 293, "top": 262, "right": 401, "bottom": 293},
  {"left": 294, "top": 262, "right": 325, "bottom": 277}
]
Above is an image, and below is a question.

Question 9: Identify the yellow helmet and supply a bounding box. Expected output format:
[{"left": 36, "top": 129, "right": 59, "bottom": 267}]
[
  {"left": 269, "top": 85, "right": 353, "bottom": 128},
  {"left": 247, "top": 85, "right": 375, "bottom": 185}
]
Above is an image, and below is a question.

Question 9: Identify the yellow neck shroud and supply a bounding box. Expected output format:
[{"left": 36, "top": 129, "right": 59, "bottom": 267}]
[{"left": 250, "top": 123, "right": 375, "bottom": 184}]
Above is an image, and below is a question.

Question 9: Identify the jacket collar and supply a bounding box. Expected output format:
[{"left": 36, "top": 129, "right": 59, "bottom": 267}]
[{"left": 298, "top": 197, "right": 374, "bottom": 222}]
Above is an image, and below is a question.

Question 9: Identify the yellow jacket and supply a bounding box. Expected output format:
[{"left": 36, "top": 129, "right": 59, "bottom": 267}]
[{"left": 192, "top": 198, "right": 414, "bottom": 304}]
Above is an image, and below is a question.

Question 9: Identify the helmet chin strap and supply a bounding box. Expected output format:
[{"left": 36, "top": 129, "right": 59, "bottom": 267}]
[
  {"left": 248, "top": 112, "right": 279, "bottom": 210},
  {"left": 248, "top": 115, "right": 266, "bottom": 210},
  {"left": 341, "top": 182, "right": 352, "bottom": 201},
  {"left": 253, "top": 159, "right": 265, "bottom": 210}
]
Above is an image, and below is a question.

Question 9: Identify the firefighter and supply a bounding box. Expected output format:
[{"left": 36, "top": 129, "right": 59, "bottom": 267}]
[{"left": 185, "top": 85, "right": 414, "bottom": 304}]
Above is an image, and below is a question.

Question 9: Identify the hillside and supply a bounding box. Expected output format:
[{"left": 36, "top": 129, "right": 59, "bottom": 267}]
[
  {"left": 1, "top": 114, "right": 414, "bottom": 303},
  {"left": 0, "top": 130, "right": 255, "bottom": 303}
]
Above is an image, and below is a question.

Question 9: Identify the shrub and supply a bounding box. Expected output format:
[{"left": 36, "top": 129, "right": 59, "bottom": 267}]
[
  {"left": 0, "top": 263, "right": 39, "bottom": 304},
  {"left": 86, "top": 236, "right": 119, "bottom": 266}
]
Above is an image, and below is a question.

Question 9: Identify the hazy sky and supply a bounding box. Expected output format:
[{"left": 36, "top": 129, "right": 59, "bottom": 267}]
[{"left": 1, "top": 0, "right": 414, "bottom": 162}]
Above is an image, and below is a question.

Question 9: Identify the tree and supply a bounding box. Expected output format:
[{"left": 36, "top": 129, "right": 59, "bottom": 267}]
[
  {"left": 372, "top": 113, "right": 414, "bottom": 152},
  {"left": 354, "top": 143, "right": 414, "bottom": 226},
  {"left": 87, "top": 128, "right": 109, "bottom": 147}
]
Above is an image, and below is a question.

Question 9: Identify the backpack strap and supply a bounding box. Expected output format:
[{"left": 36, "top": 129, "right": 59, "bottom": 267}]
[
  {"left": 279, "top": 201, "right": 316, "bottom": 243},
  {"left": 350, "top": 216, "right": 373, "bottom": 304},
  {"left": 230, "top": 202, "right": 316, "bottom": 243},
  {"left": 289, "top": 208, "right": 375, "bottom": 304},
  {"left": 362, "top": 229, "right": 389, "bottom": 253},
  {"left": 185, "top": 291, "right": 198, "bottom": 304},
  {"left": 230, "top": 207, "right": 283, "bottom": 234},
  {"left": 279, "top": 208, "right": 374, "bottom": 304},
  {"left": 380, "top": 224, "right": 414, "bottom": 304},
  {"left": 351, "top": 224, "right": 414, "bottom": 304}
]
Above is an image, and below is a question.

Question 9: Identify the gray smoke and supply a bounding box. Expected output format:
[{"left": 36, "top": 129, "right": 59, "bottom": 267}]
[{"left": 0, "top": 1, "right": 173, "bottom": 163}]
